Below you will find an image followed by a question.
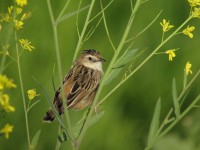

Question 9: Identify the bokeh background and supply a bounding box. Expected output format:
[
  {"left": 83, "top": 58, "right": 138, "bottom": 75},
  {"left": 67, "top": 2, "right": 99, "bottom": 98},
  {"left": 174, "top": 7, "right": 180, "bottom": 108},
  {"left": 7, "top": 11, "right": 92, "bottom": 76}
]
[{"left": 0, "top": 0, "right": 200, "bottom": 150}]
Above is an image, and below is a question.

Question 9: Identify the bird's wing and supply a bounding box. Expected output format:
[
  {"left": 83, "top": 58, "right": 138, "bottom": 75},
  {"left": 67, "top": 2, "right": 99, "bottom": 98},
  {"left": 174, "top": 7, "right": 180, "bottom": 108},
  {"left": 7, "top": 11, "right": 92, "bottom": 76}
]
[
  {"left": 53, "top": 65, "right": 102, "bottom": 113},
  {"left": 66, "top": 65, "right": 102, "bottom": 108}
]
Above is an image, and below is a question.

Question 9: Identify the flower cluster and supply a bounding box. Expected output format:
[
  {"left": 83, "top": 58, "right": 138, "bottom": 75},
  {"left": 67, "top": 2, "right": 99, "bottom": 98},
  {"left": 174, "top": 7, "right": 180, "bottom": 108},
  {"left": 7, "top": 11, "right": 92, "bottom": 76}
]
[
  {"left": 182, "top": 25, "right": 195, "bottom": 38},
  {"left": 185, "top": 61, "right": 193, "bottom": 75},
  {"left": 0, "top": 4, "right": 27, "bottom": 30},
  {"left": 188, "top": 0, "right": 200, "bottom": 18},
  {"left": 165, "top": 49, "right": 176, "bottom": 61},
  {"left": 19, "top": 39, "right": 35, "bottom": 51},
  {"left": 0, "top": 74, "right": 16, "bottom": 139},
  {"left": 27, "top": 89, "right": 40, "bottom": 100},
  {"left": 0, "top": 0, "right": 35, "bottom": 53},
  {"left": 160, "top": 19, "right": 174, "bottom": 32},
  {"left": 0, "top": 124, "right": 14, "bottom": 139}
]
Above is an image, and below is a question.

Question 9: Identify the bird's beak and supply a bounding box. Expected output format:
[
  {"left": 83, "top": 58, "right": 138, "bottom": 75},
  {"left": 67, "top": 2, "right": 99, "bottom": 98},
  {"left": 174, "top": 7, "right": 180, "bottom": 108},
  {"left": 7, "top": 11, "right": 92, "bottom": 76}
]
[{"left": 99, "top": 58, "right": 106, "bottom": 62}]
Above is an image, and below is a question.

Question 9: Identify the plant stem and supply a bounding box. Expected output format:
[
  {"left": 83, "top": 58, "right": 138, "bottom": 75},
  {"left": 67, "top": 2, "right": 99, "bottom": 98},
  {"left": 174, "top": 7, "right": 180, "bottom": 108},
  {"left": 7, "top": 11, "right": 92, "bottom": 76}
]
[
  {"left": 145, "top": 94, "right": 200, "bottom": 150},
  {"left": 72, "top": 0, "right": 96, "bottom": 62},
  {"left": 76, "top": 0, "right": 142, "bottom": 148},
  {"left": 15, "top": 31, "right": 31, "bottom": 148},
  {"left": 55, "top": 0, "right": 71, "bottom": 24},
  {"left": 97, "top": 15, "right": 193, "bottom": 107},
  {"left": 0, "top": 21, "right": 14, "bottom": 73},
  {"left": 47, "top": 0, "right": 74, "bottom": 141},
  {"left": 55, "top": 126, "right": 62, "bottom": 150}
]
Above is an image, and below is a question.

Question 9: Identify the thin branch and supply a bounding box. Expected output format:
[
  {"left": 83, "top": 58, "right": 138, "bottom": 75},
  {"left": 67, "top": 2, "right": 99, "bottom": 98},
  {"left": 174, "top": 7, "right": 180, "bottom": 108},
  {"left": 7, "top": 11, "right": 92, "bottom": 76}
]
[{"left": 101, "top": 0, "right": 116, "bottom": 51}]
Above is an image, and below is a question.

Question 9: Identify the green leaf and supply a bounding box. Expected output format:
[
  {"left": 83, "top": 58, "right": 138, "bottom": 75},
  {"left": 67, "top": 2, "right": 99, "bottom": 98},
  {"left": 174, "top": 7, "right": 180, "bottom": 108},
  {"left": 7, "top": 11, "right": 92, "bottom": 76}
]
[
  {"left": 33, "top": 78, "right": 66, "bottom": 130},
  {"left": 56, "top": 5, "right": 90, "bottom": 24},
  {"left": 30, "top": 130, "right": 41, "bottom": 150},
  {"left": 57, "top": 130, "right": 68, "bottom": 143},
  {"left": 52, "top": 64, "right": 56, "bottom": 92},
  {"left": 105, "top": 49, "right": 138, "bottom": 85},
  {"left": 88, "top": 111, "right": 105, "bottom": 127},
  {"left": 27, "top": 100, "right": 40, "bottom": 114},
  {"left": 172, "top": 78, "right": 180, "bottom": 118},
  {"left": 73, "top": 111, "right": 105, "bottom": 138},
  {"left": 147, "top": 98, "right": 161, "bottom": 145},
  {"left": 115, "top": 49, "right": 138, "bottom": 67}
]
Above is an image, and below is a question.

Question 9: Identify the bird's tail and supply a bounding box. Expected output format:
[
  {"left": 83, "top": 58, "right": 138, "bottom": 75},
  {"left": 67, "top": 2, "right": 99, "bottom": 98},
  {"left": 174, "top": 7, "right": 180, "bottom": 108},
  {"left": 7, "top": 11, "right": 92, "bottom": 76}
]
[{"left": 43, "top": 109, "right": 55, "bottom": 123}]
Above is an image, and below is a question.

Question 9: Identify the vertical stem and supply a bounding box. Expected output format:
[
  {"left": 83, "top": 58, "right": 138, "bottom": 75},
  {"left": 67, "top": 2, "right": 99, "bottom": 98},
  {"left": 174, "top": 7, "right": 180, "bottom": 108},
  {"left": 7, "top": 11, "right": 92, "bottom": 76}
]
[
  {"left": 56, "top": 0, "right": 71, "bottom": 24},
  {"left": 97, "top": 15, "right": 193, "bottom": 106},
  {"left": 47, "top": 0, "right": 74, "bottom": 141},
  {"left": 183, "top": 71, "right": 187, "bottom": 90},
  {"left": 76, "top": 0, "right": 141, "bottom": 148},
  {"left": 72, "top": 0, "right": 96, "bottom": 62},
  {"left": 0, "top": 22, "right": 14, "bottom": 73},
  {"left": 55, "top": 126, "right": 62, "bottom": 150},
  {"left": 15, "top": 31, "right": 31, "bottom": 148}
]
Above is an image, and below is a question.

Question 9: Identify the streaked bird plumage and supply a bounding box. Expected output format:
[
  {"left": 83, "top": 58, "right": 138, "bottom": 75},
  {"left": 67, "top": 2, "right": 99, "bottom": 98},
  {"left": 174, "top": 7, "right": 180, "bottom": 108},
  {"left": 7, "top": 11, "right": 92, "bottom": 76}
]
[{"left": 43, "top": 49, "right": 105, "bottom": 122}]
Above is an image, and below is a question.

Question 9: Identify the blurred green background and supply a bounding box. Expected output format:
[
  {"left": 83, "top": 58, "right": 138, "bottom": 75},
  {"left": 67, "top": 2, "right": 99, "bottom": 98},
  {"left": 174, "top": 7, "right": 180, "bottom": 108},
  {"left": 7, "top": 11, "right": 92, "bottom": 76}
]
[{"left": 0, "top": 0, "right": 200, "bottom": 150}]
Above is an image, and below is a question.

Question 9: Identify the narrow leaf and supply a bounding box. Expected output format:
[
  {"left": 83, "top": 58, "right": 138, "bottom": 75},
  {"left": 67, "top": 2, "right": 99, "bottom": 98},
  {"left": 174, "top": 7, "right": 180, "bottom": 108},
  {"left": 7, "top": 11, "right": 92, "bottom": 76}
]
[
  {"left": 56, "top": 5, "right": 90, "bottom": 24},
  {"left": 73, "top": 111, "right": 105, "bottom": 137},
  {"left": 147, "top": 98, "right": 161, "bottom": 145},
  {"left": 88, "top": 111, "right": 105, "bottom": 127},
  {"left": 52, "top": 64, "right": 56, "bottom": 92},
  {"left": 58, "top": 134, "right": 64, "bottom": 143},
  {"left": 33, "top": 78, "right": 66, "bottom": 130},
  {"left": 30, "top": 130, "right": 41, "bottom": 150},
  {"left": 104, "top": 67, "right": 123, "bottom": 85},
  {"left": 105, "top": 49, "right": 138, "bottom": 85},
  {"left": 57, "top": 130, "right": 68, "bottom": 143},
  {"left": 115, "top": 49, "right": 138, "bottom": 67},
  {"left": 172, "top": 78, "right": 180, "bottom": 118}
]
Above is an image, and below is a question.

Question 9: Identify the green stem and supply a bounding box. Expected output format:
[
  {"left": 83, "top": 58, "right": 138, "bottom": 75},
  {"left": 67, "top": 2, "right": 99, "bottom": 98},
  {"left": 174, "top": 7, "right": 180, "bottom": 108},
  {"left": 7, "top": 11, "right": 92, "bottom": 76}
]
[
  {"left": 97, "top": 15, "right": 193, "bottom": 107},
  {"left": 145, "top": 94, "right": 200, "bottom": 150},
  {"left": 47, "top": 0, "right": 74, "bottom": 141},
  {"left": 55, "top": 126, "right": 62, "bottom": 150},
  {"left": 55, "top": 0, "right": 71, "bottom": 25},
  {"left": 145, "top": 71, "right": 200, "bottom": 150},
  {"left": 72, "top": 0, "right": 96, "bottom": 62},
  {"left": 0, "top": 21, "right": 14, "bottom": 73},
  {"left": 76, "top": 0, "right": 142, "bottom": 148},
  {"left": 179, "top": 70, "right": 200, "bottom": 102},
  {"left": 15, "top": 31, "right": 31, "bottom": 148}
]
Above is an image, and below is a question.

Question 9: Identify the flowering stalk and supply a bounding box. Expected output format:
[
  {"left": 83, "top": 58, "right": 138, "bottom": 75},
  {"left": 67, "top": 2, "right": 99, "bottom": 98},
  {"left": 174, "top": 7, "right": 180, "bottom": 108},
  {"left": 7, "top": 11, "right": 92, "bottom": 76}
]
[
  {"left": 76, "top": 0, "right": 142, "bottom": 148},
  {"left": 47, "top": 0, "right": 74, "bottom": 143},
  {"left": 14, "top": 31, "right": 31, "bottom": 147},
  {"left": 97, "top": 14, "right": 193, "bottom": 107}
]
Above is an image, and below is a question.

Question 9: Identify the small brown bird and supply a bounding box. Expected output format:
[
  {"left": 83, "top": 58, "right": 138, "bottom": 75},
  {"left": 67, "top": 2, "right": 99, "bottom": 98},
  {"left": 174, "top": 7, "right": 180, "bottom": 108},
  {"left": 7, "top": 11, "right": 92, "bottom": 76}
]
[{"left": 43, "top": 49, "right": 105, "bottom": 122}]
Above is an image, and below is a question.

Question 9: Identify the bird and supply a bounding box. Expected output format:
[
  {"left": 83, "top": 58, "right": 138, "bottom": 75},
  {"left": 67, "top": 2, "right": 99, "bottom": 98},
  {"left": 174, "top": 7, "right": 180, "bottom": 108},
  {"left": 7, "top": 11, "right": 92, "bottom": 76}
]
[{"left": 43, "top": 49, "right": 105, "bottom": 122}]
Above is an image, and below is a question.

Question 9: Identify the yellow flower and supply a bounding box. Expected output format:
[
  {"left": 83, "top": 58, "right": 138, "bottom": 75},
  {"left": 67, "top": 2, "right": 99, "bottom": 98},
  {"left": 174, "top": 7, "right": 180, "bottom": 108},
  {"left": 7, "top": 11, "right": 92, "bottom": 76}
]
[
  {"left": 16, "top": 7, "right": 23, "bottom": 15},
  {"left": 2, "top": 13, "right": 11, "bottom": 22},
  {"left": 8, "top": 6, "right": 14, "bottom": 15},
  {"left": 0, "top": 24, "right": 2, "bottom": 31},
  {"left": 0, "top": 94, "right": 15, "bottom": 112},
  {"left": 165, "top": 49, "right": 176, "bottom": 61},
  {"left": 14, "top": 19, "right": 24, "bottom": 30},
  {"left": 188, "top": 0, "right": 200, "bottom": 7},
  {"left": 0, "top": 74, "right": 17, "bottom": 90},
  {"left": 182, "top": 25, "right": 195, "bottom": 38},
  {"left": 21, "top": 13, "right": 27, "bottom": 21},
  {"left": 19, "top": 39, "right": 35, "bottom": 51},
  {"left": 27, "top": 89, "right": 40, "bottom": 100},
  {"left": 15, "top": 0, "right": 27, "bottom": 7},
  {"left": 160, "top": 19, "right": 174, "bottom": 32},
  {"left": 0, "top": 124, "right": 14, "bottom": 139},
  {"left": 192, "top": 7, "right": 200, "bottom": 18},
  {"left": 185, "top": 61, "right": 193, "bottom": 75}
]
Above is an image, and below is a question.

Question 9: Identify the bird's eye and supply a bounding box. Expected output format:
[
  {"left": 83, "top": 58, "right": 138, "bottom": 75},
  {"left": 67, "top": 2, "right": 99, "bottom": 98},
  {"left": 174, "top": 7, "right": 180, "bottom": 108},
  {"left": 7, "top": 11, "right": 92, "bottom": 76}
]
[{"left": 88, "top": 57, "right": 92, "bottom": 61}]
